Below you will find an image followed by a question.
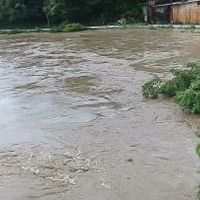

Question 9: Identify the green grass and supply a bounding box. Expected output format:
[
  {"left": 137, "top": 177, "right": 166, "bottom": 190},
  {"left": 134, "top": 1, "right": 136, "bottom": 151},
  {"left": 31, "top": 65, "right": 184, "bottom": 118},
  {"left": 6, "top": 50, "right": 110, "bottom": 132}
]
[{"left": 51, "top": 23, "right": 87, "bottom": 33}]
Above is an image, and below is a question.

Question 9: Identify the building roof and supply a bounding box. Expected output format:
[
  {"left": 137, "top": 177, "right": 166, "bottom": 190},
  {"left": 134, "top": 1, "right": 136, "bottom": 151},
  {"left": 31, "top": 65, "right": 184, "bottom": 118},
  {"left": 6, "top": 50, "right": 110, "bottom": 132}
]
[{"left": 152, "top": 0, "right": 200, "bottom": 7}]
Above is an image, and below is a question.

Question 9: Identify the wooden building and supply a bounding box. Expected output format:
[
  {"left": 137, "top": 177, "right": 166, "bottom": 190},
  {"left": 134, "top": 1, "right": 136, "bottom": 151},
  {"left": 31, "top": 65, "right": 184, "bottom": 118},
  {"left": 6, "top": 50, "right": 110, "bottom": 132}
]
[{"left": 148, "top": 0, "right": 200, "bottom": 24}]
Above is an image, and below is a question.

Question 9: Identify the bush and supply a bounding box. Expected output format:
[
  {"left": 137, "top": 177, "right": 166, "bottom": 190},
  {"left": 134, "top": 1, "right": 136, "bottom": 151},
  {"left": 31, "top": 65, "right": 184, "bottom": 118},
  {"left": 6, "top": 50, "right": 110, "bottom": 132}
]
[
  {"left": 142, "top": 62, "right": 200, "bottom": 114},
  {"left": 175, "top": 89, "right": 200, "bottom": 114},
  {"left": 196, "top": 143, "right": 200, "bottom": 157},
  {"left": 51, "top": 23, "right": 87, "bottom": 33},
  {"left": 142, "top": 77, "right": 162, "bottom": 99},
  {"left": 62, "top": 23, "right": 87, "bottom": 32}
]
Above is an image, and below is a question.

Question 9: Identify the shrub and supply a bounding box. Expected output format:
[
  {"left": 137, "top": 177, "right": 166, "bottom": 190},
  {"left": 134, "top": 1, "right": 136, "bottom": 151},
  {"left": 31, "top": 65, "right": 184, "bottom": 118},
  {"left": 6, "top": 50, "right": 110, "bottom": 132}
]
[
  {"left": 62, "top": 23, "right": 86, "bottom": 32},
  {"left": 142, "top": 62, "right": 200, "bottom": 114},
  {"left": 175, "top": 89, "right": 200, "bottom": 113},
  {"left": 142, "top": 77, "right": 162, "bottom": 99},
  {"left": 51, "top": 23, "right": 87, "bottom": 33}
]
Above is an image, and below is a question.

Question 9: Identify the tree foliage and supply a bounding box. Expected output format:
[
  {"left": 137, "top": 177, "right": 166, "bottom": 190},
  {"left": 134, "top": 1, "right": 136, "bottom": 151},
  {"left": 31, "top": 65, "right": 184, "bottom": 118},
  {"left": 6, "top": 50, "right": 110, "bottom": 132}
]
[
  {"left": 0, "top": 0, "right": 45, "bottom": 27},
  {"left": 0, "top": 0, "right": 144, "bottom": 27}
]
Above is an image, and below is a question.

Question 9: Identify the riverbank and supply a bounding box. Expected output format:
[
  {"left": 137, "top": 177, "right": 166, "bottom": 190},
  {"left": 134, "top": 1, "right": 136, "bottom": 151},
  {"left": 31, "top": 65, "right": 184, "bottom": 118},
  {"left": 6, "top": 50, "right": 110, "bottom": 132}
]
[
  {"left": 88, "top": 24, "right": 200, "bottom": 30},
  {"left": 1, "top": 24, "right": 200, "bottom": 34}
]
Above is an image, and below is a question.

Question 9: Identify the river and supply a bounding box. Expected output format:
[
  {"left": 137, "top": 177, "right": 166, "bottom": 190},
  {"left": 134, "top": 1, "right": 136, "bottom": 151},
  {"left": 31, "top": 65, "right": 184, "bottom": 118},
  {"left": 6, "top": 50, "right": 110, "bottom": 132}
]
[{"left": 0, "top": 29, "right": 199, "bottom": 200}]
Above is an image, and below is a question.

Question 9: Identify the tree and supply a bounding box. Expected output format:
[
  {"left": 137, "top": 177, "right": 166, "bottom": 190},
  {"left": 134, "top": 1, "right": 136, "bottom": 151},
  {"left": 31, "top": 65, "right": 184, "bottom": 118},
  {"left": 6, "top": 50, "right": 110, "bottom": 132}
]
[
  {"left": 0, "top": 0, "right": 143, "bottom": 27},
  {"left": 0, "top": 0, "right": 45, "bottom": 27},
  {"left": 43, "top": 0, "right": 68, "bottom": 27}
]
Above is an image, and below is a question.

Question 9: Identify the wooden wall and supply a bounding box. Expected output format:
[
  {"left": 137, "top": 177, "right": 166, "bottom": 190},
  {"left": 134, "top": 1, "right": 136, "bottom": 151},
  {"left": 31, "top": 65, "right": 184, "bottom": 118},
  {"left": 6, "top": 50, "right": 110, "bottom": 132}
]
[{"left": 172, "top": 2, "right": 200, "bottom": 24}]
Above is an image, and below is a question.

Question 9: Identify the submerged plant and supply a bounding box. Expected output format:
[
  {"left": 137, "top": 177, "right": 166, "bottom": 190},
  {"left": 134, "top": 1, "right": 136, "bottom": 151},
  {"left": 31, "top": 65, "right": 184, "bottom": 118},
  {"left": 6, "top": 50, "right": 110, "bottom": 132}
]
[
  {"left": 196, "top": 143, "right": 200, "bottom": 157},
  {"left": 142, "top": 77, "right": 162, "bottom": 99},
  {"left": 142, "top": 62, "right": 200, "bottom": 114},
  {"left": 197, "top": 187, "right": 200, "bottom": 200}
]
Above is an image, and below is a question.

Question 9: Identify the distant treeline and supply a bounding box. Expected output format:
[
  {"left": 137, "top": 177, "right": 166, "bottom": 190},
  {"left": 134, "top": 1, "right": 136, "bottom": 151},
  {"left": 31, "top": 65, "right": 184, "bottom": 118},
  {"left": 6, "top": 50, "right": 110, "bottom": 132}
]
[{"left": 0, "top": 0, "right": 144, "bottom": 28}]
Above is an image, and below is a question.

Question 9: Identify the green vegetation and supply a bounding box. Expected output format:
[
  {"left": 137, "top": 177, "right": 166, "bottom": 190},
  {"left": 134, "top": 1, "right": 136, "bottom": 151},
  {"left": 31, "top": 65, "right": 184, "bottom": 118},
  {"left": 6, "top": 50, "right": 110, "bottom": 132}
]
[
  {"left": 51, "top": 23, "right": 87, "bottom": 33},
  {"left": 197, "top": 188, "right": 200, "bottom": 200},
  {"left": 142, "top": 62, "right": 200, "bottom": 114},
  {"left": 0, "top": 23, "right": 87, "bottom": 34},
  {"left": 197, "top": 142, "right": 200, "bottom": 200},
  {"left": 0, "top": 0, "right": 144, "bottom": 28},
  {"left": 143, "top": 63, "right": 200, "bottom": 198},
  {"left": 196, "top": 143, "right": 200, "bottom": 157},
  {"left": 142, "top": 77, "right": 162, "bottom": 99},
  {"left": 0, "top": 27, "right": 48, "bottom": 34},
  {"left": 0, "top": 0, "right": 45, "bottom": 28}
]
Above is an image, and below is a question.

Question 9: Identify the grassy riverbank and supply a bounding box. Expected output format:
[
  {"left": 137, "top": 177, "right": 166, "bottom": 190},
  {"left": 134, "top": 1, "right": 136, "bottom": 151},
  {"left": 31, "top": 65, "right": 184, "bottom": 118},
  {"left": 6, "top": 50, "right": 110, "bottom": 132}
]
[
  {"left": 2, "top": 24, "right": 200, "bottom": 35},
  {"left": 0, "top": 23, "right": 87, "bottom": 34}
]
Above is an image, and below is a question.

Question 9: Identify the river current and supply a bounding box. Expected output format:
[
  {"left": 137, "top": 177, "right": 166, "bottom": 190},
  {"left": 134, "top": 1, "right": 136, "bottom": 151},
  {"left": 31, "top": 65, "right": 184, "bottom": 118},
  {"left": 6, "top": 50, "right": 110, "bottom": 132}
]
[{"left": 0, "top": 29, "right": 199, "bottom": 200}]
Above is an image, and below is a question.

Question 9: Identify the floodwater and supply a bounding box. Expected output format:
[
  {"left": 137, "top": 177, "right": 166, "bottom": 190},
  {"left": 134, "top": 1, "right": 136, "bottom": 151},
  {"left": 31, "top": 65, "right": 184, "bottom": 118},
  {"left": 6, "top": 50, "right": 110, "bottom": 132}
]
[{"left": 0, "top": 29, "right": 199, "bottom": 200}]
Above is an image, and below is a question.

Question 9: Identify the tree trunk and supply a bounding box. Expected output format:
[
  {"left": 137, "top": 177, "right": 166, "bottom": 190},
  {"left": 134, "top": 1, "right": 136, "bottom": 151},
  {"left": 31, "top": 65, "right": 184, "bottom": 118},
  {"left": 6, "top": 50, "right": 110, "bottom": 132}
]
[{"left": 46, "top": 14, "right": 50, "bottom": 27}]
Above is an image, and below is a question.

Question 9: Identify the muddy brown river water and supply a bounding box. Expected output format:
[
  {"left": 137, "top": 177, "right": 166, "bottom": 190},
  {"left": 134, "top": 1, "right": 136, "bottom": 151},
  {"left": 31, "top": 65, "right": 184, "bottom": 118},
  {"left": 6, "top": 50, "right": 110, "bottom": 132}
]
[{"left": 0, "top": 29, "right": 200, "bottom": 200}]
